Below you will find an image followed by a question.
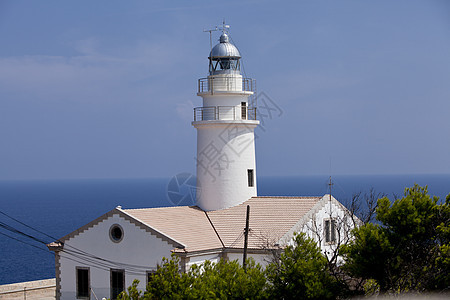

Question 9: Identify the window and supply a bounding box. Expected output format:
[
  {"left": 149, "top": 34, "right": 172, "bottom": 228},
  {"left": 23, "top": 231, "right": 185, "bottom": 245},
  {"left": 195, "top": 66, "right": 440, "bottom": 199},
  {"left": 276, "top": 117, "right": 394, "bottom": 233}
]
[
  {"left": 76, "top": 267, "right": 90, "bottom": 299},
  {"left": 109, "top": 224, "right": 124, "bottom": 243},
  {"left": 147, "top": 270, "right": 156, "bottom": 286},
  {"left": 110, "top": 269, "right": 125, "bottom": 300},
  {"left": 241, "top": 102, "right": 247, "bottom": 120},
  {"left": 324, "top": 219, "right": 336, "bottom": 244},
  {"left": 247, "top": 169, "right": 254, "bottom": 187}
]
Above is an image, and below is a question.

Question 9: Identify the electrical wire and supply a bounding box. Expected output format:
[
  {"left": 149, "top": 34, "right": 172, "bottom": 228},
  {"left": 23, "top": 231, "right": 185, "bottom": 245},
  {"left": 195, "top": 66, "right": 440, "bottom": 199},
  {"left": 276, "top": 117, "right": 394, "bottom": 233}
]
[
  {"left": 0, "top": 221, "right": 50, "bottom": 245},
  {"left": 0, "top": 222, "right": 153, "bottom": 276},
  {"left": 0, "top": 224, "right": 151, "bottom": 276},
  {"left": 229, "top": 231, "right": 244, "bottom": 248},
  {"left": 59, "top": 250, "right": 150, "bottom": 276},
  {"left": 0, "top": 231, "right": 53, "bottom": 255},
  {"left": 0, "top": 209, "right": 56, "bottom": 241},
  {"left": 0, "top": 209, "right": 161, "bottom": 274}
]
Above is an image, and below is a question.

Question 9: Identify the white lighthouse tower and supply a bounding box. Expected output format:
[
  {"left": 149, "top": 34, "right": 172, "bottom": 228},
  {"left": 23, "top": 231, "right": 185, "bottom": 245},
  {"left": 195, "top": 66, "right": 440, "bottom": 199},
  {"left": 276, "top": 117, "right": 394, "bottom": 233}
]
[{"left": 193, "top": 24, "right": 259, "bottom": 211}]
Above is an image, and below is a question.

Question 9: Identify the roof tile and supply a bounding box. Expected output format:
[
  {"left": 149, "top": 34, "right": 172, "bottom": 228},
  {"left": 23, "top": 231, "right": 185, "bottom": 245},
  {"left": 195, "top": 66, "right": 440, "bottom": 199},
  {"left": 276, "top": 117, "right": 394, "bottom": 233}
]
[{"left": 124, "top": 196, "right": 320, "bottom": 253}]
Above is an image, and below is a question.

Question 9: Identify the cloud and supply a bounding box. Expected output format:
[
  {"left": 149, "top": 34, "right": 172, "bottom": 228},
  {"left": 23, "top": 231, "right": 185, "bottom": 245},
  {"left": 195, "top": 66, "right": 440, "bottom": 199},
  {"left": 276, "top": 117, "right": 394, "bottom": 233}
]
[{"left": 0, "top": 37, "right": 194, "bottom": 103}]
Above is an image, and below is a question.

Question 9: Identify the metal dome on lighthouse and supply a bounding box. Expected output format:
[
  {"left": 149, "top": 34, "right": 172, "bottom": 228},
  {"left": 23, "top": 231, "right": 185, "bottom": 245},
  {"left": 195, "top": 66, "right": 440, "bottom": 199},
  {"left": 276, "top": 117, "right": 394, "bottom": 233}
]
[
  {"left": 193, "top": 23, "right": 259, "bottom": 211},
  {"left": 209, "top": 32, "right": 241, "bottom": 75}
]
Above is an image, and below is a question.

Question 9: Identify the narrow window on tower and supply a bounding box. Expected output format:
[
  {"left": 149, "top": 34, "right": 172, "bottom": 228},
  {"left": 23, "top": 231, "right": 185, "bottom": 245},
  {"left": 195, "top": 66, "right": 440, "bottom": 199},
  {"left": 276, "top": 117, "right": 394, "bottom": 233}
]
[
  {"left": 110, "top": 269, "right": 125, "bottom": 300},
  {"left": 324, "top": 219, "right": 336, "bottom": 244},
  {"left": 76, "top": 267, "right": 90, "bottom": 299},
  {"left": 241, "top": 102, "right": 247, "bottom": 120},
  {"left": 247, "top": 169, "right": 254, "bottom": 187}
]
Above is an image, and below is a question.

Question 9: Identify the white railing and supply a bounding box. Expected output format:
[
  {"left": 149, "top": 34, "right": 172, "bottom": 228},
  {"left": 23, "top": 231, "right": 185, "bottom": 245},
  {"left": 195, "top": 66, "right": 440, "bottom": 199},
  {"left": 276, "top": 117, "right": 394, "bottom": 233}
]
[
  {"left": 198, "top": 77, "right": 256, "bottom": 94},
  {"left": 194, "top": 106, "right": 257, "bottom": 121}
]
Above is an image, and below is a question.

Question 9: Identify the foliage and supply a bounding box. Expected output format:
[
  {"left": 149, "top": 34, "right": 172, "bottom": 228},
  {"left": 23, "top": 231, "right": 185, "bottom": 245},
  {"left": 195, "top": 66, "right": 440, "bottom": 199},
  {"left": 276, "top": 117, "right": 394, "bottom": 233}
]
[
  {"left": 189, "top": 258, "right": 267, "bottom": 299},
  {"left": 119, "top": 185, "right": 449, "bottom": 299},
  {"left": 341, "top": 184, "right": 450, "bottom": 293},
  {"left": 145, "top": 255, "right": 193, "bottom": 299},
  {"left": 265, "top": 232, "right": 338, "bottom": 299},
  {"left": 117, "top": 279, "right": 143, "bottom": 300},
  {"left": 117, "top": 255, "right": 193, "bottom": 300},
  {"left": 118, "top": 254, "right": 267, "bottom": 300},
  {"left": 119, "top": 234, "right": 337, "bottom": 300},
  {"left": 363, "top": 279, "right": 380, "bottom": 296}
]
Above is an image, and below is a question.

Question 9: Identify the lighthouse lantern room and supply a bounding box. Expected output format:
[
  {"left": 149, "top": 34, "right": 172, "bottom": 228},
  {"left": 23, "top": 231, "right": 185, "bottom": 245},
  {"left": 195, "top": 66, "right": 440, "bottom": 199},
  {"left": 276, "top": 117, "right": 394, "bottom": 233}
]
[{"left": 193, "top": 24, "right": 259, "bottom": 211}]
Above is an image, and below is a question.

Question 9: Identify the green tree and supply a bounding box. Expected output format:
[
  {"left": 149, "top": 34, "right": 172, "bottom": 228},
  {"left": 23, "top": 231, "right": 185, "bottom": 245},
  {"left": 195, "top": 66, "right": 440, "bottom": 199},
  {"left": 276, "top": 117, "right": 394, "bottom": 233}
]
[
  {"left": 145, "top": 255, "right": 193, "bottom": 299},
  {"left": 117, "top": 279, "right": 143, "bottom": 300},
  {"left": 118, "top": 254, "right": 193, "bottom": 300},
  {"left": 341, "top": 184, "right": 450, "bottom": 293},
  {"left": 265, "top": 232, "right": 338, "bottom": 299},
  {"left": 189, "top": 258, "right": 267, "bottom": 299},
  {"left": 118, "top": 255, "right": 267, "bottom": 300},
  {"left": 339, "top": 222, "right": 393, "bottom": 291}
]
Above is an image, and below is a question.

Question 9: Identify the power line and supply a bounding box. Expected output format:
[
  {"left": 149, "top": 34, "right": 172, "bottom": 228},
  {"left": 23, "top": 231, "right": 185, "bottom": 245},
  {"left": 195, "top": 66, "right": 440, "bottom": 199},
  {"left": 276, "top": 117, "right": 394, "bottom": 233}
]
[
  {"left": 0, "top": 227, "right": 152, "bottom": 276},
  {"left": 0, "top": 231, "right": 53, "bottom": 255},
  {"left": 0, "top": 209, "right": 160, "bottom": 274},
  {"left": 0, "top": 222, "right": 154, "bottom": 275},
  {"left": 0, "top": 221, "right": 50, "bottom": 245},
  {"left": 0, "top": 209, "right": 56, "bottom": 241},
  {"left": 60, "top": 250, "right": 151, "bottom": 276}
]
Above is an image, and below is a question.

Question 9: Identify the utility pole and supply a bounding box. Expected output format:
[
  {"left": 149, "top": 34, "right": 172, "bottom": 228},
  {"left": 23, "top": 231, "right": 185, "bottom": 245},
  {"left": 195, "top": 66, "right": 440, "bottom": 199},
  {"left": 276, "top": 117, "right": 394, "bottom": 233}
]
[{"left": 243, "top": 205, "right": 250, "bottom": 272}]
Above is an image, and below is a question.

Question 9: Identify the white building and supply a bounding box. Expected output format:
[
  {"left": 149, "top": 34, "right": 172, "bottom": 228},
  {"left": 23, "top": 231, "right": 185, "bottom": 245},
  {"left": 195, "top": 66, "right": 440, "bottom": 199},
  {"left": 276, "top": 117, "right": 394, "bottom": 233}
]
[{"left": 48, "top": 25, "right": 357, "bottom": 300}]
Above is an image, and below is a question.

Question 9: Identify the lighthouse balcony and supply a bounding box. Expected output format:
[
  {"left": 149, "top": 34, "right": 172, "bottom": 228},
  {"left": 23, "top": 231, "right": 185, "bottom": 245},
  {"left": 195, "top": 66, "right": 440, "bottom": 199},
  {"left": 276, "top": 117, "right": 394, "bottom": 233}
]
[
  {"left": 198, "top": 76, "right": 256, "bottom": 94},
  {"left": 194, "top": 105, "right": 257, "bottom": 121}
]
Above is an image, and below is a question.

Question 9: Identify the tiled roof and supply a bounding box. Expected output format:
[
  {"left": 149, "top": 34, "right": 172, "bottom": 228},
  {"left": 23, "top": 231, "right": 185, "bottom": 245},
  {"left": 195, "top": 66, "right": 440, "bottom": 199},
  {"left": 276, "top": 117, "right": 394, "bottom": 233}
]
[
  {"left": 124, "top": 196, "right": 320, "bottom": 253},
  {"left": 208, "top": 196, "right": 320, "bottom": 250},
  {"left": 124, "top": 206, "right": 222, "bottom": 252}
]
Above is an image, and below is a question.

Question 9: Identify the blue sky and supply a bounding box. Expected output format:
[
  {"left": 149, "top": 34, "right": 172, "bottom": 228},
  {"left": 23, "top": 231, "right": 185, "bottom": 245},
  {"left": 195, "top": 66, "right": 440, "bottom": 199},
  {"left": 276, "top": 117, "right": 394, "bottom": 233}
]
[{"left": 0, "top": 0, "right": 449, "bottom": 180}]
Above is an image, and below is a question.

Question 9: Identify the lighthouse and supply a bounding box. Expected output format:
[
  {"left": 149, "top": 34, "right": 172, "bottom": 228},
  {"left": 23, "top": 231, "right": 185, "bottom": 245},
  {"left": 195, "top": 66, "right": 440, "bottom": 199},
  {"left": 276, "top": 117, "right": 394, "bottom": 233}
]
[{"left": 193, "top": 24, "right": 259, "bottom": 211}]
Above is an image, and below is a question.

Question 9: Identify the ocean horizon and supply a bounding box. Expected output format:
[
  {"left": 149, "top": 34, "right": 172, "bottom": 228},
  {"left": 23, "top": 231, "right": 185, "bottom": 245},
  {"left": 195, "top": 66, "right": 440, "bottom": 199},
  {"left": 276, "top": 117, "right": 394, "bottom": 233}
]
[{"left": 0, "top": 174, "right": 449, "bottom": 285}]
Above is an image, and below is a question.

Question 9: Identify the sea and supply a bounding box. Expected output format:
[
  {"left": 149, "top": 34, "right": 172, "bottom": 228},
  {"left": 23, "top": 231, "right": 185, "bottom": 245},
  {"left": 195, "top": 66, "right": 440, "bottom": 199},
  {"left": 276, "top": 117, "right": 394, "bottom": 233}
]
[{"left": 0, "top": 174, "right": 449, "bottom": 285}]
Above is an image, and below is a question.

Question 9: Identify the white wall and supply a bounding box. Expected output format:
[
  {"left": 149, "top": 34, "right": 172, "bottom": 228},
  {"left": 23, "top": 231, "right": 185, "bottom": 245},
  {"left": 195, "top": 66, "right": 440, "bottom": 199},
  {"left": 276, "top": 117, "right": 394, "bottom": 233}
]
[
  {"left": 202, "top": 93, "right": 251, "bottom": 114},
  {"left": 206, "top": 74, "right": 243, "bottom": 93},
  {"left": 226, "top": 253, "right": 271, "bottom": 268},
  {"left": 300, "top": 196, "right": 354, "bottom": 261},
  {"left": 59, "top": 213, "right": 174, "bottom": 300},
  {"left": 185, "top": 253, "right": 222, "bottom": 270},
  {"left": 194, "top": 121, "right": 258, "bottom": 211},
  {"left": 184, "top": 252, "right": 270, "bottom": 272}
]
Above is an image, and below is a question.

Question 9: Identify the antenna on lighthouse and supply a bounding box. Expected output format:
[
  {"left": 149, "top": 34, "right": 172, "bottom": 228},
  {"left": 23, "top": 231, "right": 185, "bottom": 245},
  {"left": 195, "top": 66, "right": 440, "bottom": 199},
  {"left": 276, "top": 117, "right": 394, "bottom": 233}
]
[
  {"left": 218, "top": 19, "right": 230, "bottom": 34},
  {"left": 203, "top": 26, "right": 218, "bottom": 51},
  {"left": 203, "top": 23, "right": 221, "bottom": 71},
  {"left": 203, "top": 20, "right": 231, "bottom": 50}
]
